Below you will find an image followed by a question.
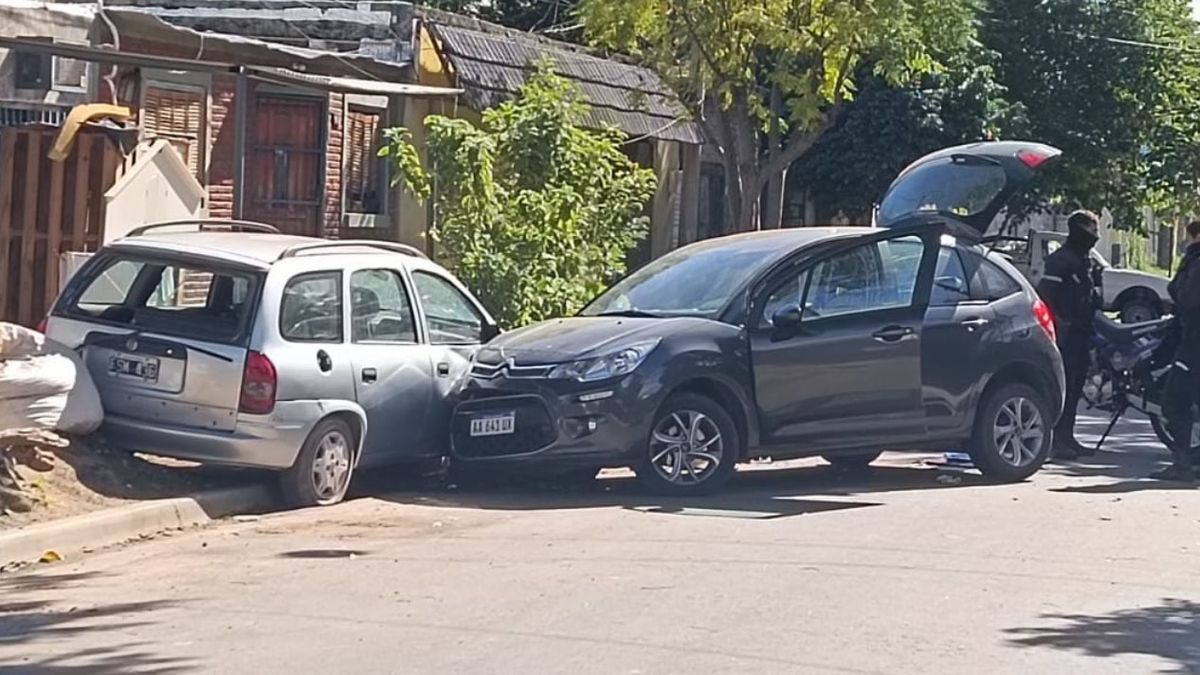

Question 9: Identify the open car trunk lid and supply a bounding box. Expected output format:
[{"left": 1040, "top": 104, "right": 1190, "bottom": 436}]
[{"left": 876, "top": 141, "right": 1062, "bottom": 238}]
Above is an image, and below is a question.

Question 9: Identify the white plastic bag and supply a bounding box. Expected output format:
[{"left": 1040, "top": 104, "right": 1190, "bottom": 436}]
[{"left": 0, "top": 322, "right": 103, "bottom": 435}]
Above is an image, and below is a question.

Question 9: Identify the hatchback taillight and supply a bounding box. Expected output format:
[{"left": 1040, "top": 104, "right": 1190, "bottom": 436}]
[
  {"left": 36, "top": 317, "right": 48, "bottom": 334},
  {"left": 239, "top": 351, "right": 277, "bottom": 415},
  {"left": 1033, "top": 298, "right": 1056, "bottom": 344}
]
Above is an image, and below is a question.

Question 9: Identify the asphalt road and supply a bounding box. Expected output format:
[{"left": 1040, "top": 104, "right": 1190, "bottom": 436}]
[{"left": 3, "top": 409, "right": 1200, "bottom": 675}]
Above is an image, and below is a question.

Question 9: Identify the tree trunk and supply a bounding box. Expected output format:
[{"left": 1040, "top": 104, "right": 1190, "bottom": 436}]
[
  {"left": 762, "top": 170, "right": 786, "bottom": 229},
  {"left": 761, "top": 86, "right": 786, "bottom": 230}
]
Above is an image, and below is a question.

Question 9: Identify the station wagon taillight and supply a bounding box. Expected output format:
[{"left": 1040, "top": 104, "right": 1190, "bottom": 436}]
[
  {"left": 239, "top": 351, "right": 277, "bottom": 415},
  {"left": 1033, "top": 298, "right": 1057, "bottom": 344}
]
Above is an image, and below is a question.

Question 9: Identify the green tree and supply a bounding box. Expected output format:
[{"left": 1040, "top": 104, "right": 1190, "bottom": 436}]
[
  {"left": 790, "top": 53, "right": 1025, "bottom": 222},
  {"left": 578, "top": 0, "right": 979, "bottom": 230},
  {"left": 982, "top": 0, "right": 1200, "bottom": 227},
  {"left": 380, "top": 67, "right": 657, "bottom": 327}
]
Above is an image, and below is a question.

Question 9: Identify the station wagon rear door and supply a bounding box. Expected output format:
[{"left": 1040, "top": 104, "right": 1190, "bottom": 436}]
[{"left": 60, "top": 251, "right": 262, "bottom": 433}]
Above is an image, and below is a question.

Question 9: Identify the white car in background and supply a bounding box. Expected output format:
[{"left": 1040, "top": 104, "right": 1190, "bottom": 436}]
[{"left": 984, "top": 230, "right": 1172, "bottom": 323}]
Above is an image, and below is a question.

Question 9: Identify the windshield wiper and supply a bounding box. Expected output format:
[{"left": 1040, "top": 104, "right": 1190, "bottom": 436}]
[{"left": 594, "top": 310, "right": 664, "bottom": 318}]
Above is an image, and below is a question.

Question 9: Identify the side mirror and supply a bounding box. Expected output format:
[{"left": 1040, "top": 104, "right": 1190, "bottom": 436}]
[
  {"left": 480, "top": 321, "right": 501, "bottom": 343},
  {"left": 771, "top": 305, "right": 803, "bottom": 329}
]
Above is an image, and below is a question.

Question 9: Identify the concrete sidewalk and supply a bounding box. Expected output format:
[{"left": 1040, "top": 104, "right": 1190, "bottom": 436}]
[{"left": 0, "top": 484, "right": 276, "bottom": 569}]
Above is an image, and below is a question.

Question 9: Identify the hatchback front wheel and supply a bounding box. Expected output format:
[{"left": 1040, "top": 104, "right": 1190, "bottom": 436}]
[{"left": 635, "top": 394, "right": 739, "bottom": 496}]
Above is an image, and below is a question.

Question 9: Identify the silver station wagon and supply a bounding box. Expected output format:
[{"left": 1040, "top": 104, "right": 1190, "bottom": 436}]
[{"left": 45, "top": 220, "right": 498, "bottom": 506}]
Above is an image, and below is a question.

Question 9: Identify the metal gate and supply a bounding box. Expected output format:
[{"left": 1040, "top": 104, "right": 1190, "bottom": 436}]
[{"left": 243, "top": 95, "right": 325, "bottom": 236}]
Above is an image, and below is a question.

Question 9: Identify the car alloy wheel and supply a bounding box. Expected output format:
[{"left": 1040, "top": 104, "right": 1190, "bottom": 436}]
[
  {"left": 968, "top": 382, "right": 1052, "bottom": 482},
  {"left": 992, "top": 396, "right": 1045, "bottom": 467},
  {"left": 649, "top": 410, "right": 725, "bottom": 485},
  {"left": 311, "top": 429, "right": 352, "bottom": 502}
]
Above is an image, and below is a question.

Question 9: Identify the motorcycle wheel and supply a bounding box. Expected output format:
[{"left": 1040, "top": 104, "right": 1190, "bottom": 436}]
[
  {"left": 1150, "top": 414, "right": 1174, "bottom": 448},
  {"left": 1149, "top": 413, "right": 1200, "bottom": 451}
]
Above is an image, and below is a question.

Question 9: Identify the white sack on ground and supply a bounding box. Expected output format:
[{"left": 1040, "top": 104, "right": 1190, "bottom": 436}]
[{"left": 0, "top": 322, "right": 103, "bottom": 435}]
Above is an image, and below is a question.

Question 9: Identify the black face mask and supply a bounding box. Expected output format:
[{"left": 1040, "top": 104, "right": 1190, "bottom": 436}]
[{"left": 1067, "top": 228, "right": 1098, "bottom": 251}]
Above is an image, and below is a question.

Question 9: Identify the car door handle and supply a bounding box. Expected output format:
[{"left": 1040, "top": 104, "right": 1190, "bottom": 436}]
[
  {"left": 872, "top": 326, "right": 915, "bottom": 343},
  {"left": 361, "top": 368, "right": 378, "bottom": 383},
  {"left": 961, "top": 317, "right": 990, "bottom": 330},
  {"left": 436, "top": 362, "right": 451, "bottom": 377},
  {"left": 316, "top": 349, "right": 333, "bottom": 373}
]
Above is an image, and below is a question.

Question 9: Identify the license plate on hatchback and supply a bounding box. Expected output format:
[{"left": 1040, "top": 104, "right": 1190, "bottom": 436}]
[
  {"left": 470, "top": 412, "right": 516, "bottom": 437},
  {"left": 109, "top": 354, "right": 161, "bottom": 383}
]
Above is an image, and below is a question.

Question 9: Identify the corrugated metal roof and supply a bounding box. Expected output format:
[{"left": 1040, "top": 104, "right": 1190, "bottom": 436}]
[{"left": 430, "top": 23, "right": 701, "bottom": 145}]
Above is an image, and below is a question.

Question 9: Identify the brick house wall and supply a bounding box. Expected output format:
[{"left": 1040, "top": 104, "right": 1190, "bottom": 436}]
[
  {"left": 113, "top": 38, "right": 349, "bottom": 236},
  {"left": 207, "top": 74, "right": 236, "bottom": 220},
  {"left": 324, "top": 92, "right": 345, "bottom": 238}
]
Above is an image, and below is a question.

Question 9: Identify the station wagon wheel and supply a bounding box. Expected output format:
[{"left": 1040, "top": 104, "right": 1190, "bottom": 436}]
[
  {"left": 636, "top": 393, "right": 739, "bottom": 496},
  {"left": 968, "top": 383, "right": 1052, "bottom": 482},
  {"left": 282, "top": 417, "right": 356, "bottom": 507}
]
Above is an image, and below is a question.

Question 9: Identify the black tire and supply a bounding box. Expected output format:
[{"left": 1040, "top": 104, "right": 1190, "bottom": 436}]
[
  {"left": 822, "top": 451, "right": 883, "bottom": 469},
  {"left": 1118, "top": 296, "right": 1161, "bottom": 324},
  {"left": 967, "top": 383, "right": 1053, "bottom": 482},
  {"left": 1150, "top": 413, "right": 1174, "bottom": 449},
  {"left": 281, "top": 417, "right": 356, "bottom": 507},
  {"left": 1150, "top": 412, "right": 1200, "bottom": 452},
  {"left": 635, "top": 393, "right": 740, "bottom": 496}
]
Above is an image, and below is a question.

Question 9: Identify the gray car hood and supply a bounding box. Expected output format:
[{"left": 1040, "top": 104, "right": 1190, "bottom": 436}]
[{"left": 480, "top": 316, "right": 714, "bottom": 365}]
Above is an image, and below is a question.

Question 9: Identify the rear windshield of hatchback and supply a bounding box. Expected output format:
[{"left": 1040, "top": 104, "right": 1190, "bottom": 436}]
[{"left": 61, "top": 253, "right": 261, "bottom": 345}]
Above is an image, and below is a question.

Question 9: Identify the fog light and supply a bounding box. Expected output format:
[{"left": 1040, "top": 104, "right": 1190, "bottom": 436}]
[
  {"left": 578, "top": 390, "right": 614, "bottom": 403},
  {"left": 563, "top": 415, "right": 602, "bottom": 439}
]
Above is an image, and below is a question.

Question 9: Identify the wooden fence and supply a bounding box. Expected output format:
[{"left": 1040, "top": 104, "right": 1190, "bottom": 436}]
[{"left": 0, "top": 127, "right": 124, "bottom": 327}]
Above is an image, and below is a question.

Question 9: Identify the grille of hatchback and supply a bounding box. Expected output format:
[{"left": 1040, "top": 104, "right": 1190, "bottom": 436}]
[{"left": 452, "top": 396, "right": 558, "bottom": 459}]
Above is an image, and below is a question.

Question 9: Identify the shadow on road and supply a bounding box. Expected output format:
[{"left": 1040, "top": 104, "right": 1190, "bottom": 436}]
[
  {"left": 360, "top": 460, "right": 999, "bottom": 519},
  {"left": 1005, "top": 598, "right": 1200, "bottom": 674},
  {"left": 0, "top": 572, "right": 192, "bottom": 674}
]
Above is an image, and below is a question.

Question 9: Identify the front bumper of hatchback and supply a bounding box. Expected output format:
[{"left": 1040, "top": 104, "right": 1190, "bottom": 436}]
[{"left": 450, "top": 372, "right": 664, "bottom": 467}]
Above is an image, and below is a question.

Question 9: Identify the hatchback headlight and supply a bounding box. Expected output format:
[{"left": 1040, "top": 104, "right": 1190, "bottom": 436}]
[{"left": 548, "top": 340, "right": 660, "bottom": 382}]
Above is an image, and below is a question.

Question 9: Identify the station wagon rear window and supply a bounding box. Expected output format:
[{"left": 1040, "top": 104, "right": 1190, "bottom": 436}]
[{"left": 63, "top": 254, "right": 260, "bottom": 345}]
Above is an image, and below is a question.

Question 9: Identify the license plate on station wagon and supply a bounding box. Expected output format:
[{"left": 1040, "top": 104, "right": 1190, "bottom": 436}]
[
  {"left": 109, "top": 354, "right": 161, "bottom": 383},
  {"left": 470, "top": 412, "right": 516, "bottom": 437}
]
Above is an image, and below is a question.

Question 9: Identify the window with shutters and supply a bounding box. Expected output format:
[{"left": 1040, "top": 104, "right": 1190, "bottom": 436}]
[
  {"left": 140, "top": 84, "right": 207, "bottom": 182},
  {"left": 344, "top": 108, "right": 387, "bottom": 215}
]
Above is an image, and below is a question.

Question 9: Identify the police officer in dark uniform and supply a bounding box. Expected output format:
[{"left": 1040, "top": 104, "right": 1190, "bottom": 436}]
[
  {"left": 1035, "top": 210, "right": 1102, "bottom": 460},
  {"left": 1156, "top": 221, "right": 1200, "bottom": 481}
]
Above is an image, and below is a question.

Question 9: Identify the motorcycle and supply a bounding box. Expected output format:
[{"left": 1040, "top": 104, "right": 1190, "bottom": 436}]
[{"left": 1082, "top": 311, "right": 1200, "bottom": 456}]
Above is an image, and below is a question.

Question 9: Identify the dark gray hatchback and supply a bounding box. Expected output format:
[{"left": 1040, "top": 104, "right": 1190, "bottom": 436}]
[{"left": 450, "top": 142, "right": 1067, "bottom": 494}]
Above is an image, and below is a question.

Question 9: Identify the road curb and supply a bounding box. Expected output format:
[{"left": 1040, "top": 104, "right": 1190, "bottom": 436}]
[{"left": 0, "top": 484, "right": 277, "bottom": 568}]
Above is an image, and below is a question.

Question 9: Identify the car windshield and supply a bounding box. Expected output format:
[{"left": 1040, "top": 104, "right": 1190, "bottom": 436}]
[
  {"left": 880, "top": 159, "right": 1007, "bottom": 223},
  {"left": 582, "top": 237, "right": 783, "bottom": 318}
]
